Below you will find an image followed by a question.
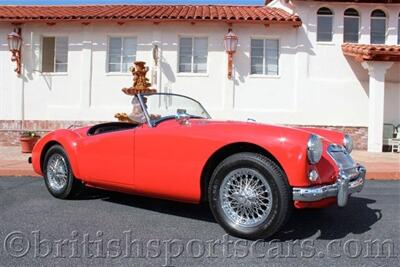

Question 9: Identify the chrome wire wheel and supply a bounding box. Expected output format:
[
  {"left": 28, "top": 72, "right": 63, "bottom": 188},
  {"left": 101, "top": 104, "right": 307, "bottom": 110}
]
[
  {"left": 219, "top": 168, "right": 273, "bottom": 228},
  {"left": 46, "top": 153, "right": 68, "bottom": 191}
]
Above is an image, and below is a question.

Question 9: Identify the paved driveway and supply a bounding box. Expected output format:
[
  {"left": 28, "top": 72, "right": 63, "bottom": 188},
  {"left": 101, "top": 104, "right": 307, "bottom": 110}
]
[{"left": 0, "top": 177, "right": 398, "bottom": 266}]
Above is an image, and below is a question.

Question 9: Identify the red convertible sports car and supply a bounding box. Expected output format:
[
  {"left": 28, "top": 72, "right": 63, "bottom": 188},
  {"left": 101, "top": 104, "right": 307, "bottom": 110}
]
[{"left": 31, "top": 93, "right": 366, "bottom": 240}]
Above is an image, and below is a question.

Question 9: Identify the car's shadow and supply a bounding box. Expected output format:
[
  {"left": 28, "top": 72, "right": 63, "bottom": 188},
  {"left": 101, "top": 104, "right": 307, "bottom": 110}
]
[
  {"left": 76, "top": 188, "right": 216, "bottom": 223},
  {"left": 275, "top": 197, "right": 381, "bottom": 241},
  {"left": 76, "top": 188, "right": 381, "bottom": 240}
]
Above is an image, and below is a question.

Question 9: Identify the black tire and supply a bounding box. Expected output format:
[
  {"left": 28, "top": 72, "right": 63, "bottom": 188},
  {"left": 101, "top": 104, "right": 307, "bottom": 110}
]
[
  {"left": 43, "top": 145, "right": 83, "bottom": 199},
  {"left": 208, "top": 152, "right": 292, "bottom": 240}
]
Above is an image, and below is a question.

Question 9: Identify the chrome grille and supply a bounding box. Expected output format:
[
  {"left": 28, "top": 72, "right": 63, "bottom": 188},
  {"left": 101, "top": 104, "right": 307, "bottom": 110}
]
[{"left": 328, "top": 144, "right": 358, "bottom": 175}]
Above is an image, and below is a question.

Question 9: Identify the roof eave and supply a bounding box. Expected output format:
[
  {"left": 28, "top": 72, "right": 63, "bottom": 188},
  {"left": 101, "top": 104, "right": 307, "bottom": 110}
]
[
  {"left": 0, "top": 18, "right": 302, "bottom": 27},
  {"left": 342, "top": 43, "right": 400, "bottom": 62}
]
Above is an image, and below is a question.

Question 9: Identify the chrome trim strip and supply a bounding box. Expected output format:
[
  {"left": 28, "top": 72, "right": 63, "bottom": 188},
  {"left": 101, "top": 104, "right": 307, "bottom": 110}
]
[{"left": 292, "top": 165, "right": 366, "bottom": 207}]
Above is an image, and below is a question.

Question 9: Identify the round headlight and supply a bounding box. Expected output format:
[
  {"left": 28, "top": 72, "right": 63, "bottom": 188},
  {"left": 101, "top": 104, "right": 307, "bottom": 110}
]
[
  {"left": 343, "top": 134, "right": 353, "bottom": 153},
  {"left": 307, "top": 134, "right": 323, "bottom": 164}
]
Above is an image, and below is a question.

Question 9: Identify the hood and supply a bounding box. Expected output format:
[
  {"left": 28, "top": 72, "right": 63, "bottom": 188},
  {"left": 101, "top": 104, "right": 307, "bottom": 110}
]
[
  {"left": 292, "top": 126, "right": 345, "bottom": 145},
  {"left": 193, "top": 119, "right": 345, "bottom": 146}
]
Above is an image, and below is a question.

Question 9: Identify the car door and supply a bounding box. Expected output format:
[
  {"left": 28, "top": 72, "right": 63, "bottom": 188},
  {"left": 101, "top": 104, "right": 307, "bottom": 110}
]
[
  {"left": 133, "top": 120, "right": 212, "bottom": 202},
  {"left": 78, "top": 127, "right": 135, "bottom": 186}
]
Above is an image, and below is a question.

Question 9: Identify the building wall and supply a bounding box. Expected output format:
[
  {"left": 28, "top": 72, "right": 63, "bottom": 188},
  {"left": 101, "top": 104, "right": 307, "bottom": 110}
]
[
  {"left": 0, "top": 21, "right": 297, "bottom": 123},
  {"left": 0, "top": 2, "right": 399, "bottom": 149},
  {"left": 270, "top": 0, "right": 400, "bottom": 126},
  {"left": 0, "top": 26, "right": 22, "bottom": 121}
]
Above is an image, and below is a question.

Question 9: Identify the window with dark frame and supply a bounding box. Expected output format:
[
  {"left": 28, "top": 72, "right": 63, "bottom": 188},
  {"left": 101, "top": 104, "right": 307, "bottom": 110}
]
[
  {"left": 41, "top": 36, "right": 68, "bottom": 73},
  {"left": 370, "top": 9, "right": 386, "bottom": 44},
  {"left": 250, "top": 39, "right": 279, "bottom": 76},
  {"left": 343, "top": 8, "right": 360, "bottom": 43},
  {"left": 317, "top": 7, "right": 334, "bottom": 42},
  {"left": 178, "top": 37, "right": 208, "bottom": 73},
  {"left": 107, "top": 37, "right": 137, "bottom": 73}
]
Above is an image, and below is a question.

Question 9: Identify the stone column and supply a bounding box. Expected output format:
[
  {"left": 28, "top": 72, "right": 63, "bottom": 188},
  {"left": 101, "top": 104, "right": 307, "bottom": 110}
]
[{"left": 362, "top": 61, "right": 393, "bottom": 152}]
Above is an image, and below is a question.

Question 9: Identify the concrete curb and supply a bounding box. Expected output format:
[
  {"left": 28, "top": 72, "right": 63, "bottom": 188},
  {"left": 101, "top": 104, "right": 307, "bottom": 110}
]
[
  {"left": 365, "top": 172, "right": 400, "bottom": 180},
  {"left": 0, "top": 170, "right": 39, "bottom": 177}
]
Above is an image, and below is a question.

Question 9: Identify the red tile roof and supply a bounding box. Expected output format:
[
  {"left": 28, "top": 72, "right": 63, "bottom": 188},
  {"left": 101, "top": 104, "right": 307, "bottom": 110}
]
[
  {"left": 275, "top": 0, "right": 400, "bottom": 3},
  {"left": 0, "top": 5, "right": 301, "bottom": 26},
  {"left": 342, "top": 43, "right": 400, "bottom": 62}
]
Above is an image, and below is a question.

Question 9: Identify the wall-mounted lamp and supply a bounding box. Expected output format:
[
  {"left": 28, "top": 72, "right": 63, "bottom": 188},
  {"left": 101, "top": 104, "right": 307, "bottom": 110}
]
[
  {"left": 223, "top": 28, "right": 238, "bottom": 79},
  {"left": 7, "top": 28, "right": 22, "bottom": 75}
]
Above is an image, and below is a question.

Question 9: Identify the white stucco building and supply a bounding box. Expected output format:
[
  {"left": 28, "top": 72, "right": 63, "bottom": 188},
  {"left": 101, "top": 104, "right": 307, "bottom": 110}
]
[{"left": 0, "top": 0, "right": 399, "bottom": 151}]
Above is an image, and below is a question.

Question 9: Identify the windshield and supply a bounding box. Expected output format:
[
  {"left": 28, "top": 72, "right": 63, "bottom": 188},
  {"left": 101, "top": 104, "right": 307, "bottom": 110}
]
[{"left": 137, "top": 93, "right": 210, "bottom": 126}]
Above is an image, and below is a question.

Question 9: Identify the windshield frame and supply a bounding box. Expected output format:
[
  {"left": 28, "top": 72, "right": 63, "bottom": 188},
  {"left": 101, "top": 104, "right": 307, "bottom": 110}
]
[{"left": 137, "top": 93, "right": 211, "bottom": 127}]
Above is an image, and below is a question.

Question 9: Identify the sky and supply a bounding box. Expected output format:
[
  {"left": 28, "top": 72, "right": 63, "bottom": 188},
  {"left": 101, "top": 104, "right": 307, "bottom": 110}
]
[{"left": 0, "top": 0, "right": 263, "bottom": 5}]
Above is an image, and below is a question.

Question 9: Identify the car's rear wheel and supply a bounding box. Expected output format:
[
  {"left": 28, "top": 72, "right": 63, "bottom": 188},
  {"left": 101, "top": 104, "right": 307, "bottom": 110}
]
[
  {"left": 208, "top": 152, "right": 292, "bottom": 240},
  {"left": 43, "top": 145, "right": 83, "bottom": 199}
]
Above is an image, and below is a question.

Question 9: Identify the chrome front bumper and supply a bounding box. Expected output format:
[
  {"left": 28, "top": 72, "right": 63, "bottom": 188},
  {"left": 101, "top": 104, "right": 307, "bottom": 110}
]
[{"left": 292, "top": 165, "right": 366, "bottom": 207}]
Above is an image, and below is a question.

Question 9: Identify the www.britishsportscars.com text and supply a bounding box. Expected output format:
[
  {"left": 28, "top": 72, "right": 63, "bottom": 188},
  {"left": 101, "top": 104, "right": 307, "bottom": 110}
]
[{"left": 3, "top": 230, "right": 397, "bottom": 266}]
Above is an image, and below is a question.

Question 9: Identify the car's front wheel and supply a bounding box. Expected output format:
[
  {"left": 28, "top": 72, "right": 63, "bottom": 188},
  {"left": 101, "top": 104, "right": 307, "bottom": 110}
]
[
  {"left": 43, "top": 145, "right": 83, "bottom": 199},
  {"left": 208, "top": 152, "right": 292, "bottom": 240}
]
